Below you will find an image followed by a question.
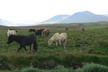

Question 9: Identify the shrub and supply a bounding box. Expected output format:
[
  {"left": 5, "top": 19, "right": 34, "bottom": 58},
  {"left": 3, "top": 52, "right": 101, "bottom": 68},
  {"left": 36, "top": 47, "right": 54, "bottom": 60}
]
[
  {"left": 31, "top": 58, "right": 39, "bottom": 68},
  {"left": 21, "top": 65, "right": 73, "bottom": 72},
  {"left": 39, "top": 59, "right": 57, "bottom": 69},
  {"left": 8, "top": 55, "right": 33, "bottom": 69},
  {"left": 0, "top": 55, "right": 10, "bottom": 70},
  {"left": 21, "top": 67, "right": 42, "bottom": 72},
  {"left": 63, "top": 54, "right": 83, "bottom": 69},
  {"left": 51, "top": 65, "right": 73, "bottom": 72},
  {"left": 76, "top": 63, "right": 108, "bottom": 72},
  {"left": 82, "top": 55, "right": 108, "bottom": 66}
]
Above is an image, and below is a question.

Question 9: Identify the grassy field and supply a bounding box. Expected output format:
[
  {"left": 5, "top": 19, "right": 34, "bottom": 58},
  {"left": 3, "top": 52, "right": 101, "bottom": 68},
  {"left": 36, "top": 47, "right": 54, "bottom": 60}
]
[
  {"left": 1, "top": 28, "right": 108, "bottom": 54},
  {"left": 1, "top": 26, "right": 108, "bottom": 71}
]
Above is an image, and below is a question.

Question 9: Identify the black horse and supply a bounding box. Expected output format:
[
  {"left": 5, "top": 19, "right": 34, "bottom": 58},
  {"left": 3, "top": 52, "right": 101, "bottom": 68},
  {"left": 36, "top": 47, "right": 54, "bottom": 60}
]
[
  {"left": 7, "top": 34, "right": 38, "bottom": 52},
  {"left": 28, "top": 29, "right": 44, "bottom": 36}
]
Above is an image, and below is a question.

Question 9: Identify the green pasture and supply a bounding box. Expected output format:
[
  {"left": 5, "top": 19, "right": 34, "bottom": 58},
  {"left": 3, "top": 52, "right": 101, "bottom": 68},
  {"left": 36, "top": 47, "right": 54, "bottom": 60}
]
[
  {"left": 0, "top": 28, "right": 108, "bottom": 54},
  {"left": 0, "top": 28, "right": 108, "bottom": 71}
]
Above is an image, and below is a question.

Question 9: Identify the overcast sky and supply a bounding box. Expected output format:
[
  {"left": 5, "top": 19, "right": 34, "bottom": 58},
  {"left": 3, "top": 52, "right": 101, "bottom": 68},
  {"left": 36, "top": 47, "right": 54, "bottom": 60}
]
[{"left": 0, "top": 0, "right": 108, "bottom": 25}]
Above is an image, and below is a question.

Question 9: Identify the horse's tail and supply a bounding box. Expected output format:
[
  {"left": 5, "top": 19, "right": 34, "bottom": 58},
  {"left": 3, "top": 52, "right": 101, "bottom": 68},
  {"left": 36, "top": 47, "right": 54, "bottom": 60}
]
[{"left": 33, "top": 40, "right": 38, "bottom": 52}]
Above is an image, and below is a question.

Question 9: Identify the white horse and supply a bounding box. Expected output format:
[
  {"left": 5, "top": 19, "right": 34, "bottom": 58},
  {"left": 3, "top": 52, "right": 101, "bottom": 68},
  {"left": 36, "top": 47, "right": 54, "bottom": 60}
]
[
  {"left": 7, "top": 29, "right": 17, "bottom": 37},
  {"left": 48, "top": 33, "right": 60, "bottom": 46},
  {"left": 48, "top": 32, "right": 67, "bottom": 52}
]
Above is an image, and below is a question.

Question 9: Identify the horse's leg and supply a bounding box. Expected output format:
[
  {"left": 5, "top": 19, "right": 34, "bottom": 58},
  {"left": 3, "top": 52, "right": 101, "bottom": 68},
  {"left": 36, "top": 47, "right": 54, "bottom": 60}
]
[
  {"left": 59, "top": 40, "right": 61, "bottom": 46},
  {"left": 23, "top": 46, "right": 28, "bottom": 52},
  {"left": 46, "top": 33, "right": 48, "bottom": 37},
  {"left": 17, "top": 46, "right": 22, "bottom": 52},
  {"left": 63, "top": 40, "right": 67, "bottom": 53},
  {"left": 30, "top": 45, "right": 31, "bottom": 51},
  {"left": 63, "top": 43, "right": 66, "bottom": 53},
  {"left": 42, "top": 32, "right": 44, "bottom": 36},
  {"left": 56, "top": 41, "right": 58, "bottom": 46},
  {"left": 62, "top": 41, "right": 65, "bottom": 47},
  {"left": 29, "top": 45, "right": 32, "bottom": 53}
]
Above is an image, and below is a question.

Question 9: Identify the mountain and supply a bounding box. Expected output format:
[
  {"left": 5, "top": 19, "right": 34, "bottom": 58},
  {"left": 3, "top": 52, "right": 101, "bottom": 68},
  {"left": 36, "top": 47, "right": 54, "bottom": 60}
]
[
  {"left": 0, "top": 18, "right": 16, "bottom": 26},
  {"left": 43, "top": 11, "right": 108, "bottom": 24},
  {"left": 59, "top": 11, "right": 108, "bottom": 23},
  {"left": 42, "top": 15, "right": 70, "bottom": 24},
  {"left": 0, "top": 18, "right": 38, "bottom": 26}
]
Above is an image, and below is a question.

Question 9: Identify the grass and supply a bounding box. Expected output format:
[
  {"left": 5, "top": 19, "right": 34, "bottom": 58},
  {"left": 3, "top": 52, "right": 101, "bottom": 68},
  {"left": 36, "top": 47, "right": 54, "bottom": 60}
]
[
  {"left": 1, "top": 28, "right": 108, "bottom": 54},
  {"left": 1, "top": 27, "right": 108, "bottom": 71}
]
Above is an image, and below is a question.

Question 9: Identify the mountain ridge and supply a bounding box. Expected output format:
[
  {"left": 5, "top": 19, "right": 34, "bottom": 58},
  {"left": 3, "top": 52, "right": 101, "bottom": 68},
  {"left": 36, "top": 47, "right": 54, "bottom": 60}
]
[{"left": 42, "top": 11, "right": 108, "bottom": 24}]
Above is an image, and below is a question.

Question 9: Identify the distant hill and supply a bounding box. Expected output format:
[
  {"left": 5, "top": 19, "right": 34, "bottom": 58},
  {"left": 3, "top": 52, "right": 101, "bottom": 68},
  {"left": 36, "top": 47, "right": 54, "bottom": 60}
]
[
  {"left": 0, "top": 18, "right": 15, "bottom": 26},
  {"left": 42, "top": 11, "right": 108, "bottom": 24},
  {"left": 43, "top": 15, "right": 70, "bottom": 23},
  {"left": 1, "top": 21, "right": 108, "bottom": 29},
  {"left": 20, "top": 21, "right": 108, "bottom": 29}
]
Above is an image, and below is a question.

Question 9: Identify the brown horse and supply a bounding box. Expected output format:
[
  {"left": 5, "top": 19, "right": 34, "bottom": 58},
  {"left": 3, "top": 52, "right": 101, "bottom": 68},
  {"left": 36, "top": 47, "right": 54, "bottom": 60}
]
[
  {"left": 42, "top": 29, "right": 50, "bottom": 37},
  {"left": 82, "top": 28, "right": 85, "bottom": 31}
]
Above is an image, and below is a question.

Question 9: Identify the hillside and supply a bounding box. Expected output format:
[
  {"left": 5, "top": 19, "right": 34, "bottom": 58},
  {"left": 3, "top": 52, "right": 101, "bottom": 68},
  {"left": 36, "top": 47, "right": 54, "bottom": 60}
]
[
  {"left": 1, "top": 21, "right": 108, "bottom": 29},
  {"left": 18, "top": 21, "right": 108, "bottom": 29}
]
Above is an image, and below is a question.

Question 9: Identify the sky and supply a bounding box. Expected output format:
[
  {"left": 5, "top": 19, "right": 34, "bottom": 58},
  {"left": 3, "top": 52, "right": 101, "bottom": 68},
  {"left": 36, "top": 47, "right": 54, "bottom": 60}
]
[{"left": 0, "top": 0, "right": 108, "bottom": 26}]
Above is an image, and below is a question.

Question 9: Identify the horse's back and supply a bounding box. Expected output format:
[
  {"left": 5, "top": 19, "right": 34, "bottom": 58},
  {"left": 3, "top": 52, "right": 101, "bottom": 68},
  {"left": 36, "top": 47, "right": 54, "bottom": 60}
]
[
  {"left": 59, "top": 33, "right": 67, "bottom": 41},
  {"left": 52, "top": 33, "right": 60, "bottom": 37},
  {"left": 50, "top": 33, "right": 60, "bottom": 40},
  {"left": 24, "top": 34, "right": 36, "bottom": 44},
  {"left": 60, "top": 33, "right": 67, "bottom": 37},
  {"left": 7, "top": 29, "right": 17, "bottom": 37}
]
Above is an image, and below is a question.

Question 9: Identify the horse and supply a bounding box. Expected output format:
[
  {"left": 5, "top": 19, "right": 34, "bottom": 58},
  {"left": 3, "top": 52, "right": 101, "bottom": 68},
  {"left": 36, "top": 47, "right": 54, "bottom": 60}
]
[
  {"left": 29, "top": 28, "right": 44, "bottom": 36},
  {"left": 42, "top": 29, "right": 50, "bottom": 37},
  {"left": 82, "top": 28, "right": 85, "bottom": 31},
  {"left": 39, "top": 28, "right": 45, "bottom": 31},
  {"left": 7, "top": 34, "right": 38, "bottom": 52},
  {"left": 65, "top": 28, "right": 68, "bottom": 30},
  {"left": 28, "top": 29, "right": 35, "bottom": 32},
  {"left": 36, "top": 28, "right": 45, "bottom": 36},
  {"left": 7, "top": 29, "right": 17, "bottom": 37},
  {"left": 48, "top": 33, "right": 60, "bottom": 46},
  {"left": 48, "top": 33, "right": 67, "bottom": 52}
]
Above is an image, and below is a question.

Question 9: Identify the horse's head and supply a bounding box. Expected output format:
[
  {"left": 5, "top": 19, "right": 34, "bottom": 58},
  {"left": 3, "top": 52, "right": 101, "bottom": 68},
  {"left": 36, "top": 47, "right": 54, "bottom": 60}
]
[
  {"left": 7, "top": 35, "right": 15, "bottom": 44},
  {"left": 48, "top": 39, "right": 53, "bottom": 46}
]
